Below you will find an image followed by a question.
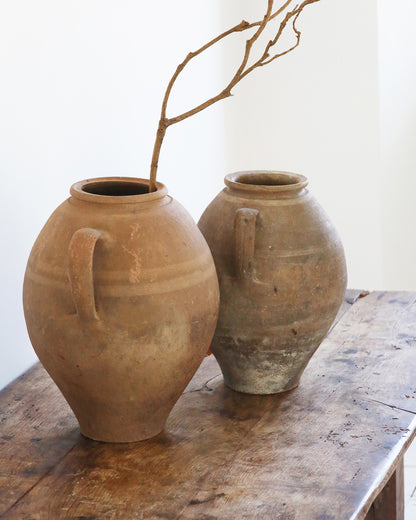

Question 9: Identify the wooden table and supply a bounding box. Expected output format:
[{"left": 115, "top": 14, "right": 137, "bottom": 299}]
[{"left": 1, "top": 290, "right": 416, "bottom": 519}]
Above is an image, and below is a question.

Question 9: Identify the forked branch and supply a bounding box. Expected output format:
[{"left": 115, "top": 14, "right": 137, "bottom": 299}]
[{"left": 149, "top": 0, "right": 321, "bottom": 191}]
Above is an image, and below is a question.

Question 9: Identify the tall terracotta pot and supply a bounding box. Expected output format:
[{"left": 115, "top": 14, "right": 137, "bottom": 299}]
[
  {"left": 23, "top": 177, "right": 219, "bottom": 442},
  {"left": 198, "top": 171, "right": 347, "bottom": 395}
]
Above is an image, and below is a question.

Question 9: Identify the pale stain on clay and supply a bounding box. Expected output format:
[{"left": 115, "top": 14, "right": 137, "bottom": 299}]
[
  {"left": 129, "top": 223, "right": 141, "bottom": 240},
  {"left": 122, "top": 245, "right": 142, "bottom": 284}
]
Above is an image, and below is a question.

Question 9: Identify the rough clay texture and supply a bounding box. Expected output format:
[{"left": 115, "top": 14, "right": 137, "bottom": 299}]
[
  {"left": 198, "top": 171, "right": 347, "bottom": 394},
  {"left": 23, "top": 177, "right": 219, "bottom": 442}
]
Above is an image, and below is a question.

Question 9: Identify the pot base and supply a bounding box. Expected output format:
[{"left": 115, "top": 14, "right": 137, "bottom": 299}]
[
  {"left": 223, "top": 378, "right": 299, "bottom": 395},
  {"left": 80, "top": 424, "right": 165, "bottom": 444}
]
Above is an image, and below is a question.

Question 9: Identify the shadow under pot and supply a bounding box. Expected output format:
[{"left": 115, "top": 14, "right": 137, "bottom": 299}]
[
  {"left": 23, "top": 177, "right": 219, "bottom": 442},
  {"left": 198, "top": 171, "right": 347, "bottom": 395}
]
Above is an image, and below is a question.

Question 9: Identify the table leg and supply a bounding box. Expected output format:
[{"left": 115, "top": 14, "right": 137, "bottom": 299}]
[{"left": 365, "top": 457, "right": 405, "bottom": 520}]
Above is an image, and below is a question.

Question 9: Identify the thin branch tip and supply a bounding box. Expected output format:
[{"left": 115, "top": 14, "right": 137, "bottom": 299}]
[{"left": 148, "top": 0, "right": 321, "bottom": 188}]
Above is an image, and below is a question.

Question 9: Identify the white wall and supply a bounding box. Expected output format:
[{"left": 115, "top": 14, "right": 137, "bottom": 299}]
[
  {"left": 378, "top": 0, "right": 416, "bottom": 290},
  {"left": 221, "top": 0, "right": 382, "bottom": 290},
  {"left": 0, "top": 1, "right": 414, "bottom": 389},
  {"left": 0, "top": 0, "right": 225, "bottom": 389}
]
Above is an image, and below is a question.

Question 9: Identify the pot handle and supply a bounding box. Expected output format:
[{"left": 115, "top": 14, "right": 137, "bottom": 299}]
[
  {"left": 234, "top": 208, "right": 259, "bottom": 278},
  {"left": 68, "top": 228, "right": 102, "bottom": 323}
]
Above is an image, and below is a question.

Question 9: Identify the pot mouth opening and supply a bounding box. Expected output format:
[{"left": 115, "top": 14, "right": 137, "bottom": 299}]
[
  {"left": 82, "top": 180, "right": 150, "bottom": 196},
  {"left": 70, "top": 177, "right": 167, "bottom": 204},
  {"left": 225, "top": 171, "right": 308, "bottom": 193}
]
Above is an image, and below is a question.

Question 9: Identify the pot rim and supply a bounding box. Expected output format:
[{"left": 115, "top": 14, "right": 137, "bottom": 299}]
[
  {"left": 70, "top": 177, "right": 168, "bottom": 204},
  {"left": 224, "top": 171, "right": 308, "bottom": 193}
]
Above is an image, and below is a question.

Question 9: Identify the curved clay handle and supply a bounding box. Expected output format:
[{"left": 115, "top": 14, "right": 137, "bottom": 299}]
[
  {"left": 68, "top": 228, "right": 102, "bottom": 323},
  {"left": 234, "top": 208, "right": 259, "bottom": 278}
]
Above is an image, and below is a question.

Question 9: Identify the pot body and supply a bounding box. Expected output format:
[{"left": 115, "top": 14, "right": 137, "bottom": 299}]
[
  {"left": 198, "top": 171, "right": 347, "bottom": 394},
  {"left": 23, "top": 177, "right": 219, "bottom": 442}
]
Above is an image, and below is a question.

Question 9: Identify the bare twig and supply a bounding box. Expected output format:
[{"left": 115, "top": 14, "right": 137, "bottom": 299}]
[
  {"left": 149, "top": 0, "right": 320, "bottom": 192},
  {"left": 240, "top": 0, "right": 320, "bottom": 79}
]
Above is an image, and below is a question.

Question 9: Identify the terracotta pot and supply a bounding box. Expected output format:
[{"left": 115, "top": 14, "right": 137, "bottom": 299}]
[
  {"left": 23, "top": 177, "right": 219, "bottom": 442},
  {"left": 198, "top": 171, "right": 347, "bottom": 395}
]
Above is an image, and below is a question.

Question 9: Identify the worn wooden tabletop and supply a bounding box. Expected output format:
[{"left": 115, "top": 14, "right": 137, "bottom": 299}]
[{"left": 1, "top": 290, "right": 416, "bottom": 519}]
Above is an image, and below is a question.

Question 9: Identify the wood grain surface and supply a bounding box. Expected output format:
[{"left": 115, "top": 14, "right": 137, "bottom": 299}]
[{"left": 1, "top": 290, "right": 415, "bottom": 519}]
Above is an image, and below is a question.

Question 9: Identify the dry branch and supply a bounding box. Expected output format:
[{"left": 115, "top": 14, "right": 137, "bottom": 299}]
[{"left": 149, "top": 0, "right": 321, "bottom": 192}]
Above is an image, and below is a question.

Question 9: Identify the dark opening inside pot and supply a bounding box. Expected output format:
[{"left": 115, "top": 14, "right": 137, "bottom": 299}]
[
  {"left": 70, "top": 177, "right": 167, "bottom": 204},
  {"left": 235, "top": 172, "right": 301, "bottom": 186},
  {"left": 82, "top": 180, "right": 150, "bottom": 196}
]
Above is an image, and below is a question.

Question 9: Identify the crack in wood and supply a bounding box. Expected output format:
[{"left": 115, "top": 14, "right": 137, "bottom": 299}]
[
  {"left": 365, "top": 398, "right": 416, "bottom": 416},
  {"left": 1, "top": 442, "right": 78, "bottom": 516},
  {"left": 352, "top": 468, "right": 361, "bottom": 481},
  {"left": 189, "top": 493, "right": 226, "bottom": 506},
  {"left": 184, "top": 374, "right": 222, "bottom": 394}
]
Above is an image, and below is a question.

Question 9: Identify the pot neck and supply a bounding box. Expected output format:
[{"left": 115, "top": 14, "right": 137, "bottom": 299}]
[
  {"left": 224, "top": 171, "right": 308, "bottom": 199},
  {"left": 70, "top": 177, "right": 168, "bottom": 205}
]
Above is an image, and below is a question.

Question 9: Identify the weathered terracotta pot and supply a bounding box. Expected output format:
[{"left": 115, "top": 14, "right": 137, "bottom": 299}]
[
  {"left": 23, "top": 177, "right": 219, "bottom": 442},
  {"left": 198, "top": 171, "right": 347, "bottom": 394}
]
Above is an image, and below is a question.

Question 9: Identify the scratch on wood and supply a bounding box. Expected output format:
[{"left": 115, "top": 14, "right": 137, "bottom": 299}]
[
  {"left": 1, "top": 442, "right": 78, "bottom": 517},
  {"left": 189, "top": 493, "right": 226, "bottom": 505},
  {"left": 365, "top": 398, "right": 416, "bottom": 415},
  {"left": 185, "top": 374, "right": 222, "bottom": 394}
]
